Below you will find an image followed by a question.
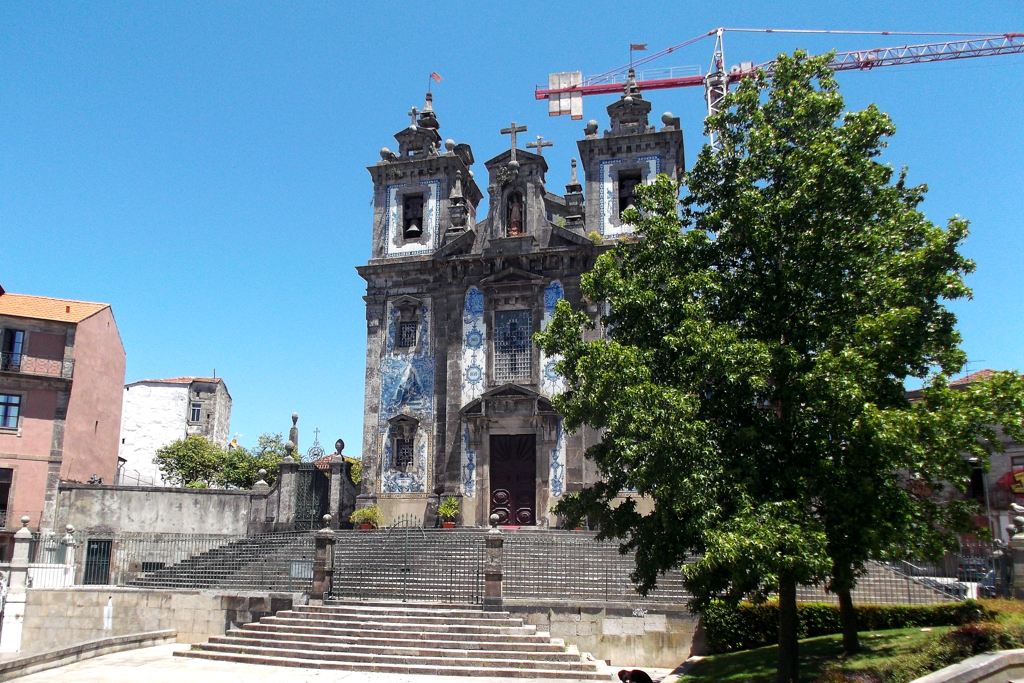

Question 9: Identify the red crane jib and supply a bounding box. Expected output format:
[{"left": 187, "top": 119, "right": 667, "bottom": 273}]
[{"left": 535, "top": 34, "right": 1024, "bottom": 100}]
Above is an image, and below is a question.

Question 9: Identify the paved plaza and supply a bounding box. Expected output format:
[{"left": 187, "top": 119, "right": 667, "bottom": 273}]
[{"left": 10, "top": 644, "right": 684, "bottom": 683}]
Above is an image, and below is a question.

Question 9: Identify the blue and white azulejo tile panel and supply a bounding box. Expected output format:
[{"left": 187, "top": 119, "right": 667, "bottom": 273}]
[
  {"left": 378, "top": 298, "right": 434, "bottom": 497},
  {"left": 461, "top": 287, "right": 486, "bottom": 405},
  {"left": 540, "top": 280, "right": 565, "bottom": 398},
  {"left": 384, "top": 180, "right": 441, "bottom": 257},
  {"left": 549, "top": 418, "right": 566, "bottom": 498},
  {"left": 461, "top": 419, "right": 477, "bottom": 499}
]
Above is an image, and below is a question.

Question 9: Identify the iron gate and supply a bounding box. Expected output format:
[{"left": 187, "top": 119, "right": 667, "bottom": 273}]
[
  {"left": 294, "top": 462, "right": 330, "bottom": 531},
  {"left": 83, "top": 539, "right": 112, "bottom": 585}
]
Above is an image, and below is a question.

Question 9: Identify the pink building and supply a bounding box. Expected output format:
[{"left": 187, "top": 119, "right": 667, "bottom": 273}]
[{"left": 0, "top": 285, "right": 125, "bottom": 544}]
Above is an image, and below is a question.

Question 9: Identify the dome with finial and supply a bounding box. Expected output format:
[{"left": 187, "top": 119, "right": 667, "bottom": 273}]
[
  {"left": 605, "top": 68, "right": 653, "bottom": 137},
  {"left": 418, "top": 92, "right": 440, "bottom": 130}
]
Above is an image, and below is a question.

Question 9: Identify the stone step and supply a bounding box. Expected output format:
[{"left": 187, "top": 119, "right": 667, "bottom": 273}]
[
  {"left": 185, "top": 642, "right": 597, "bottom": 674},
  {"left": 258, "top": 615, "right": 538, "bottom": 636},
  {"left": 212, "top": 634, "right": 581, "bottom": 662},
  {"left": 216, "top": 628, "right": 565, "bottom": 653},
  {"left": 316, "top": 600, "right": 503, "bottom": 617},
  {"left": 177, "top": 650, "right": 601, "bottom": 679},
  {"left": 285, "top": 608, "right": 523, "bottom": 627},
  {"left": 241, "top": 621, "right": 554, "bottom": 645}
]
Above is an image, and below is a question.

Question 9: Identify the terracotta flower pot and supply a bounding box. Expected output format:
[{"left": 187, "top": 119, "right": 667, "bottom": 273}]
[
  {"left": 442, "top": 521, "right": 455, "bottom": 529},
  {"left": 361, "top": 523, "right": 372, "bottom": 530}
]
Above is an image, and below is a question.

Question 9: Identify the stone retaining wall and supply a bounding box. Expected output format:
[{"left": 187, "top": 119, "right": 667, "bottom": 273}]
[
  {"left": 913, "top": 648, "right": 1024, "bottom": 683},
  {"left": 19, "top": 587, "right": 303, "bottom": 653},
  {"left": 505, "top": 599, "right": 702, "bottom": 667}
]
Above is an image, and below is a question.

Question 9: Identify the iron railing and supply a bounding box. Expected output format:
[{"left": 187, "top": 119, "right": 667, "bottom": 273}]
[
  {"left": 73, "top": 531, "right": 315, "bottom": 591},
  {"left": 331, "top": 528, "right": 485, "bottom": 604},
  {"left": 0, "top": 352, "right": 73, "bottom": 378},
  {"left": 503, "top": 531, "right": 690, "bottom": 604}
]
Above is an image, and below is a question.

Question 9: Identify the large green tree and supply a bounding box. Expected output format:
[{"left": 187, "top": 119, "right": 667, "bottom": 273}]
[
  {"left": 536, "top": 51, "right": 1023, "bottom": 682},
  {"left": 154, "top": 434, "right": 225, "bottom": 487},
  {"left": 221, "top": 432, "right": 287, "bottom": 488}
]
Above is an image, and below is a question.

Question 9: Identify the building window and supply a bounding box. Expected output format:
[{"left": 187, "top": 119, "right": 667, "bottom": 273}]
[
  {"left": 0, "top": 395, "right": 20, "bottom": 429},
  {"left": 398, "top": 321, "right": 418, "bottom": 348},
  {"left": 494, "top": 310, "right": 533, "bottom": 383},
  {"left": 618, "top": 169, "right": 643, "bottom": 220},
  {"left": 189, "top": 403, "right": 201, "bottom": 422},
  {"left": 1012, "top": 456, "right": 1024, "bottom": 468},
  {"left": 0, "top": 468, "right": 11, "bottom": 528},
  {"left": 403, "top": 194, "right": 424, "bottom": 239},
  {"left": 395, "top": 438, "right": 414, "bottom": 469},
  {"left": 1, "top": 329, "right": 25, "bottom": 370}
]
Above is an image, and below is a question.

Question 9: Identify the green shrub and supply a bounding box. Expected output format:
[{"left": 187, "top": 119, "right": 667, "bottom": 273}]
[
  {"left": 438, "top": 496, "right": 460, "bottom": 522},
  {"left": 875, "top": 621, "right": 1024, "bottom": 682},
  {"left": 350, "top": 504, "right": 384, "bottom": 528},
  {"left": 703, "top": 599, "right": 988, "bottom": 654}
]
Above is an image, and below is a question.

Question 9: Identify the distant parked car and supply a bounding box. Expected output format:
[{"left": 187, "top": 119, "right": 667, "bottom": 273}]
[
  {"left": 957, "top": 557, "right": 988, "bottom": 583},
  {"left": 980, "top": 570, "right": 998, "bottom": 598}
]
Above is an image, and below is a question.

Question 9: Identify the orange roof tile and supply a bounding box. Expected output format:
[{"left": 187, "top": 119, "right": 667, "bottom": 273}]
[
  {"left": 950, "top": 368, "right": 997, "bottom": 386},
  {"left": 0, "top": 292, "right": 109, "bottom": 323}
]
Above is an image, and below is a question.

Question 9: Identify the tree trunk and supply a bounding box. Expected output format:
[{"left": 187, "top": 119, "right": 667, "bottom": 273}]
[
  {"left": 777, "top": 576, "right": 799, "bottom": 683},
  {"left": 838, "top": 584, "right": 860, "bottom": 654}
]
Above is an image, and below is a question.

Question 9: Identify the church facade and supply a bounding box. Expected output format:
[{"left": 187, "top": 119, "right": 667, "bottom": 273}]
[{"left": 356, "top": 74, "right": 684, "bottom": 527}]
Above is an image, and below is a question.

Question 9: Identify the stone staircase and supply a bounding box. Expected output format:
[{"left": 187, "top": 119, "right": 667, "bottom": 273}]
[
  {"left": 129, "top": 532, "right": 315, "bottom": 591},
  {"left": 178, "top": 599, "right": 607, "bottom": 679}
]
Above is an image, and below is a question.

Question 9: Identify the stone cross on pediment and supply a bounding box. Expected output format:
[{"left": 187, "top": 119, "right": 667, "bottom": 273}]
[
  {"left": 526, "top": 135, "right": 553, "bottom": 157},
  {"left": 408, "top": 106, "right": 419, "bottom": 128},
  {"left": 500, "top": 122, "right": 527, "bottom": 164}
]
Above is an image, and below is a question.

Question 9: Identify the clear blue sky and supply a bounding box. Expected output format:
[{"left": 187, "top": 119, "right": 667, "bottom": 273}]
[{"left": 2, "top": 2, "right": 1022, "bottom": 457}]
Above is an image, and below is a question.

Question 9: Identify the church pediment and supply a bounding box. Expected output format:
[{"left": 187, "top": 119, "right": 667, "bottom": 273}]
[
  {"left": 482, "top": 383, "right": 539, "bottom": 400},
  {"left": 388, "top": 413, "right": 420, "bottom": 428},
  {"left": 480, "top": 267, "right": 544, "bottom": 286},
  {"left": 435, "top": 228, "right": 476, "bottom": 259},
  {"left": 391, "top": 295, "right": 423, "bottom": 308},
  {"left": 484, "top": 148, "right": 548, "bottom": 173},
  {"left": 548, "top": 223, "right": 594, "bottom": 249}
]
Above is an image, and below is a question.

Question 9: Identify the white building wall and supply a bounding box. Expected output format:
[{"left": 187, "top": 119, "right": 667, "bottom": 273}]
[{"left": 118, "top": 383, "right": 189, "bottom": 486}]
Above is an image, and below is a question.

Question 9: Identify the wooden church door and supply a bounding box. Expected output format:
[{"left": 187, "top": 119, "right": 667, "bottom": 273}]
[{"left": 489, "top": 434, "right": 537, "bottom": 526}]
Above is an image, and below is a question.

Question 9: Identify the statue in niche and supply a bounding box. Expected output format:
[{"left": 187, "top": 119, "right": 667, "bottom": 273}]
[{"left": 507, "top": 192, "right": 524, "bottom": 236}]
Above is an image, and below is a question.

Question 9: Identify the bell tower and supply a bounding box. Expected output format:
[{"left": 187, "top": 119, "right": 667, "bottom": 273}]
[
  {"left": 576, "top": 70, "right": 684, "bottom": 239},
  {"left": 367, "top": 92, "right": 483, "bottom": 261}
]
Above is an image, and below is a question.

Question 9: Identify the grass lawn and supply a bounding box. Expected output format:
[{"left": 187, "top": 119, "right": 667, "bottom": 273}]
[{"left": 679, "top": 626, "right": 953, "bottom": 683}]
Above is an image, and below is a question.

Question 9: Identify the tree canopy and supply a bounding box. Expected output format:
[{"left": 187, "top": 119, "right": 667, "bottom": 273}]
[
  {"left": 535, "top": 50, "right": 1024, "bottom": 683},
  {"left": 154, "top": 432, "right": 286, "bottom": 489}
]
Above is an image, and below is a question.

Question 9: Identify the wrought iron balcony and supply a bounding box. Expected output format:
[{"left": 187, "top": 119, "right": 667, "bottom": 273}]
[{"left": 0, "top": 352, "right": 74, "bottom": 379}]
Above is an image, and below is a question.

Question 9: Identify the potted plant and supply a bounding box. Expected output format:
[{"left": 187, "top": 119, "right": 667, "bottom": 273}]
[
  {"left": 438, "top": 496, "right": 460, "bottom": 528},
  {"left": 350, "top": 504, "right": 383, "bottom": 530}
]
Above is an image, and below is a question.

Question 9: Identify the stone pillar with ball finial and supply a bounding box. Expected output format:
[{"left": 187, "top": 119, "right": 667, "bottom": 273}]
[
  {"left": 0, "top": 516, "right": 34, "bottom": 653},
  {"left": 276, "top": 430, "right": 299, "bottom": 531}
]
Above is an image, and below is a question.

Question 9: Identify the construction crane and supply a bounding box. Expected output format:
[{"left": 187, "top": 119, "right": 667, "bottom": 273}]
[{"left": 537, "top": 28, "right": 1024, "bottom": 149}]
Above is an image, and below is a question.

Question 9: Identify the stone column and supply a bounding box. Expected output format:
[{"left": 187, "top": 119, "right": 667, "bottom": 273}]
[
  {"left": 483, "top": 513, "right": 504, "bottom": 612},
  {"left": 276, "top": 443, "right": 299, "bottom": 531},
  {"left": 248, "top": 470, "right": 271, "bottom": 535},
  {"left": 0, "top": 517, "right": 34, "bottom": 653},
  {"left": 328, "top": 441, "right": 345, "bottom": 530},
  {"left": 311, "top": 516, "right": 335, "bottom": 602},
  {"left": 1010, "top": 518, "right": 1024, "bottom": 600}
]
